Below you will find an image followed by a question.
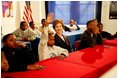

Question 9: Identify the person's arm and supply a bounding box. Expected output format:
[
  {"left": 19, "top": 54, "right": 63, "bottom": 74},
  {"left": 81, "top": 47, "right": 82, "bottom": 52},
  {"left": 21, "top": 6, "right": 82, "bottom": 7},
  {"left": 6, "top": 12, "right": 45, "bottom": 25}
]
[
  {"left": 56, "top": 46, "right": 69, "bottom": 60},
  {"left": 106, "top": 32, "right": 115, "bottom": 39},
  {"left": 14, "top": 43, "right": 44, "bottom": 71},
  {"left": 38, "top": 26, "right": 49, "bottom": 61},
  {"left": 7, "top": 43, "right": 35, "bottom": 71},
  {"left": 1, "top": 51, "right": 9, "bottom": 72},
  {"left": 1, "top": 43, "right": 28, "bottom": 72},
  {"left": 22, "top": 45, "right": 45, "bottom": 70},
  {"left": 27, "top": 64, "right": 45, "bottom": 70},
  {"left": 15, "top": 41, "right": 26, "bottom": 48},
  {"left": 16, "top": 42, "right": 36, "bottom": 63},
  {"left": 64, "top": 26, "right": 71, "bottom": 32},
  {"left": 92, "top": 26, "right": 103, "bottom": 45},
  {"left": 76, "top": 25, "right": 80, "bottom": 30},
  {"left": 38, "top": 12, "right": 54, "bottom": 61},
  {"left": 74, "top": 21, "right": 80, "bottom": 30}
]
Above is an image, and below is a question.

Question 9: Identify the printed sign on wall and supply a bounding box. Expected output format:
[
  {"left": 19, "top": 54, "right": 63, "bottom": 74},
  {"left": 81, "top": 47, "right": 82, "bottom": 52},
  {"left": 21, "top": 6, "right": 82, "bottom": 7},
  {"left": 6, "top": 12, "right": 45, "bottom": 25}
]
[{"left": 2, "top": 1, "right": 13, "bottom": 18}]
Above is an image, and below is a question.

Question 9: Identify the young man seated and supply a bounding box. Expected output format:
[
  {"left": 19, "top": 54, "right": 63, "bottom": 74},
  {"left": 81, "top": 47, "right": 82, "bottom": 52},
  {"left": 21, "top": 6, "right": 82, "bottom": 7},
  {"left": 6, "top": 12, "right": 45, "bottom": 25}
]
[
  {"left": 97, "top": 22, "right": 116, "bottom": 40},
  {"left": 1, "top": 33, "right": 44, "bottom": 72},
  {"left": 13, "top": 21, "right": 37, "bottom": 41},
  {"left": 79, "top": 20, "right": 103, "bottom": 50}
]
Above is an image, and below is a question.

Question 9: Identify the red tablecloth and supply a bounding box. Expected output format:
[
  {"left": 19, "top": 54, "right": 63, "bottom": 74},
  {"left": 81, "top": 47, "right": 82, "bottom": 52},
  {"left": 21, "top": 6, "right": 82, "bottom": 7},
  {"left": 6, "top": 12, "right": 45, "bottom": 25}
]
[
  {"left": 64, "top": 45, "right": 117, "bottom": 77},
  {"left": 103, "top": 39, "right": 117, "bottom": 46},
  {"left": 1, "top": 45, "right": 117, "bottom": 78},
  {"left": 1, "top": 58, "right": 97, "bottom": 78}
]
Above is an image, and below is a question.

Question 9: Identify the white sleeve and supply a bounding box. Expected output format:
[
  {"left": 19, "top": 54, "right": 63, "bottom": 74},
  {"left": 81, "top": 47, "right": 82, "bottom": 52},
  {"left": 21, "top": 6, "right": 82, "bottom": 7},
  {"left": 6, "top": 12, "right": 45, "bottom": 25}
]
[
  {"left": 38, "top": 27, "right": 49, "bottom": 61},
  {"left": 55, "top": 46, "right": 69, "bottom": 57}
]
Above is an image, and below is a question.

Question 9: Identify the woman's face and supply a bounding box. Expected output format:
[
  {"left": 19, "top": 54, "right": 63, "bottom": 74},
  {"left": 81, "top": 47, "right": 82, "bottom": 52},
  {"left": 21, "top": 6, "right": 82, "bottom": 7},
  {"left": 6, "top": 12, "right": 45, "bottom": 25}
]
[
  {"left": 55, "top": 23, "right": 63, "bottom": 34},
  {"left": 3, "top": 35, "right": 17, "bottom": 49}
]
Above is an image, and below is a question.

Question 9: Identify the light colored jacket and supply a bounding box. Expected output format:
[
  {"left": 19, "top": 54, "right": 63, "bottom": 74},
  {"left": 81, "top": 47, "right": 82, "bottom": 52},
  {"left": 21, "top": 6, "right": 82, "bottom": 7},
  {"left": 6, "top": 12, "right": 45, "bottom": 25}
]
[
  {"left": 38, "top": 26, "right": 69, "bottom": 61},
  {"left": 13, "top": 28, "right": 37, "bottom": 41}
]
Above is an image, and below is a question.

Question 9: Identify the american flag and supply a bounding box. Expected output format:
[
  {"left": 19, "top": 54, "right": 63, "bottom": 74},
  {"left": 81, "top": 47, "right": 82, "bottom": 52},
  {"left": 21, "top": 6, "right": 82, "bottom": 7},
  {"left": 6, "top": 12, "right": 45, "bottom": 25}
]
[{"left": 23, "top": 1, "right": 33, "bottom": 27}]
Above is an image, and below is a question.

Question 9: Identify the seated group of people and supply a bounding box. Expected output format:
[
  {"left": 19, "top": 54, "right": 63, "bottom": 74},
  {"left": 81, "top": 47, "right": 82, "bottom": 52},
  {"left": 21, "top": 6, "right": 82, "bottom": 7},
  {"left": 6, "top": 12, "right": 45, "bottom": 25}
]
[
  {"left": 79, "top": 19, "right": 117, "bottom": 49},
  {"left": 1, "top": 13, "right": 117, "bottom": 72}
]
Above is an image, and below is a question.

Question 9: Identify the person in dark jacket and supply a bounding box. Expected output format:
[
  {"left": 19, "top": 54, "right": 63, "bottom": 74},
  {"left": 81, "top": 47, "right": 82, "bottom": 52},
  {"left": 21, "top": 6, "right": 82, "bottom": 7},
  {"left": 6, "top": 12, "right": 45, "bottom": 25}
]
[
  {"left": 79, "top": 20, "right": 103, "bottom": 50},
  {"left": 97, "top": 22, "right": 116, "bottom": 40},
  {"left": 1, "top": 33, "right": 44, "bottom": 72},
  {"left": 53, "top": 19, "right": 72, "bottom": 52}
]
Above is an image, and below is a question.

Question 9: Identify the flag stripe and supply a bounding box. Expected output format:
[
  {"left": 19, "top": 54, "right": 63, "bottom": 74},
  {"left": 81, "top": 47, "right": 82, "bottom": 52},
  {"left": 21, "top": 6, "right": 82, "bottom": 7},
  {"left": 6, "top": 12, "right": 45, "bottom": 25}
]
[
  {"left": 24, "top": 11, "right": 29, "bottom": 23},
  {"left": 24, "top": 6, "right": 29, "bottom": 16},
  {"left": 22, "top": 3, "right": 33, "bottom": 27}
]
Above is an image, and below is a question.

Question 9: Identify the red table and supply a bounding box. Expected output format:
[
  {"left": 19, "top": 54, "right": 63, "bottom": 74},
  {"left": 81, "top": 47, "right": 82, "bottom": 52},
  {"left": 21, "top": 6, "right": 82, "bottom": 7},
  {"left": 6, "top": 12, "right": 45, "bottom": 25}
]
[
  {"left": 63, "top": 45, "right": 117, "bottom": 77},
  {"left": 1, "top": 45, "right": 116, "bottom": 78},
  {"left": 1, "top": 58, "right": 97, "bottom": 78},
  {"left": 103, "top": 39, "right": 117, "bottom": 46}
]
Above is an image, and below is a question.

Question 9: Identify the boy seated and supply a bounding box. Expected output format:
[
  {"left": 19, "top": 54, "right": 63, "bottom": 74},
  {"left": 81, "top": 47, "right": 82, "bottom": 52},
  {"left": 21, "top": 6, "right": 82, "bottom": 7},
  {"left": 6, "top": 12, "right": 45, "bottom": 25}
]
[
  {"left": 97, "top": 22, "right": 116, "bottom": 40},
  {"left": 79, "top": 20, "right": 103, "bottom": 50},
  {"left": 1, "top": 33, "right": 44, "bottom": 72}
]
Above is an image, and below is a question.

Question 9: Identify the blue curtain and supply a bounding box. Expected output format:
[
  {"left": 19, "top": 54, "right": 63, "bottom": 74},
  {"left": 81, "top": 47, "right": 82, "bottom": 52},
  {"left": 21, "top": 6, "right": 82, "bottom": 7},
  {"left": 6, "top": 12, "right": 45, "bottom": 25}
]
[
  {"left": 70, "top": 1, "right": 80, "bottom": 24},
  {"left": 46, "top": 1, "right": 95, "bottom": 25}
]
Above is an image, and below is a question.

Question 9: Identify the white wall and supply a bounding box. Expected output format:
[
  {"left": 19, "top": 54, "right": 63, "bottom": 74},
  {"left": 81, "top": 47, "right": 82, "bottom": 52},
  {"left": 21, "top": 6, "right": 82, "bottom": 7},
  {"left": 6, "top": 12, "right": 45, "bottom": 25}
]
[
  {"left": 39, "top": 1, "right": 46, "bottom": 26},
  {"left": 101, "top": 1, "right": 117, "bottom": 34},
  {"left": 1, "top": 1, "right": 17, "bottom": 35},
  {"left": 1, "top": 1, "right": 46, "bottom": 36},
  {"left": 28, "top": 1, "right": 46, "bottom": 27},
  {"left": 1, "top": 1, "right": 117, "bottom": 36}
]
